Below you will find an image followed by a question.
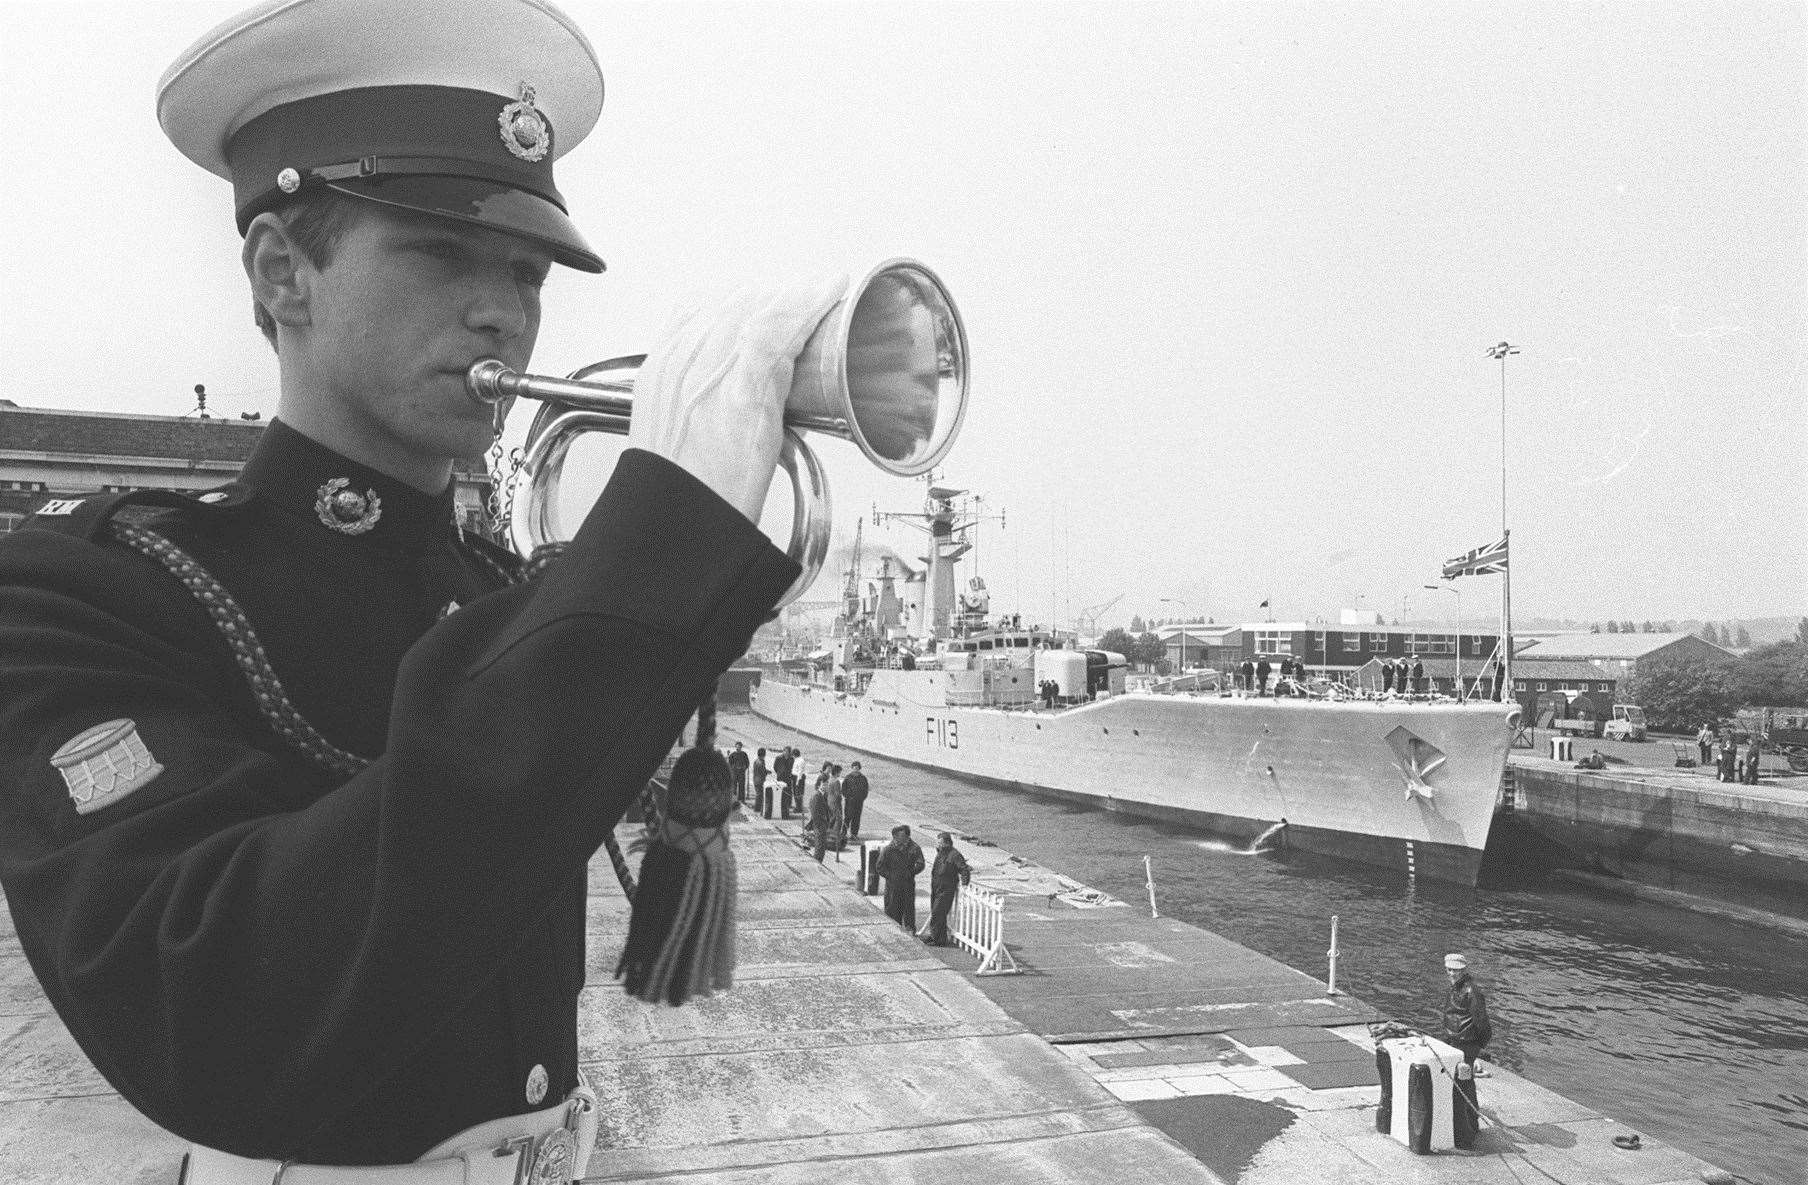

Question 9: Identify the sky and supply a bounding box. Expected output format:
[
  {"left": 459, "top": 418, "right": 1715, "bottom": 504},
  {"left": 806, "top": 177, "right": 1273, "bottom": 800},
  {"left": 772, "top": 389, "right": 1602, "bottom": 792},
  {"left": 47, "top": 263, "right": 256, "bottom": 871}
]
[{"left": 2, "top": 0, "right": 1803, "bottom": 632}]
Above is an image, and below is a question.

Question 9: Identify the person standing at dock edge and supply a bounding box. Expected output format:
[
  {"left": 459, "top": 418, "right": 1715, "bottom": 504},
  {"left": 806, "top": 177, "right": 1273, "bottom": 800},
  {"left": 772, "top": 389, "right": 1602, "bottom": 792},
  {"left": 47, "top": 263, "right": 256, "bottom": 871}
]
[
  {"left": 1696, "top": 722, "right": 1714, "bottom": 767},
  {"left": 1256, "top": 654, "right": 1272, "bottom": 696},
  {"left": 773, "top": 746, "right": 794, "bottom": 814},
  {"left": 926, "top": 832, "right": 972, "bottom": 946},
  {"left": 1441, "top": 953, "right": 1493, "bottom": 1150},
  {"left": 752, "top": 748, "right": 769, "bottom": 813},
  {"left": 878, "top": 824, "right": 926, "bottom": 930},
  {"left": 0, "top": 0, "right": 842, "bottom": 1172},
  {"left": 841, "top": 760, "right": 870, "bottom": 838},
  {"left": 728, "top": 741, "right": 750, "bottom": 805},
  {"left": 805, "top": 778, "right": 831, "bottom": 862}
]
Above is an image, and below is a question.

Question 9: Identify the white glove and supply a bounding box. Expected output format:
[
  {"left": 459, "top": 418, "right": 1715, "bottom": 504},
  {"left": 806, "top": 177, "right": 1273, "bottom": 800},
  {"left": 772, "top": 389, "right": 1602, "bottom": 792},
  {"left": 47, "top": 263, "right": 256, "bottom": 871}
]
[{"left": 630, "top": 274, "right": 849, "bottom": 522}]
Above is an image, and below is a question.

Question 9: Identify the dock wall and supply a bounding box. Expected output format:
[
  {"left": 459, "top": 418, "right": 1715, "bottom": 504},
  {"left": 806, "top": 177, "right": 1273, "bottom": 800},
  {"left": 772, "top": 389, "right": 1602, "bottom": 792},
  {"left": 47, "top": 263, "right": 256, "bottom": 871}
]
[{"left": 1502, "top": 759, "right": 1808, "bottom": 919}]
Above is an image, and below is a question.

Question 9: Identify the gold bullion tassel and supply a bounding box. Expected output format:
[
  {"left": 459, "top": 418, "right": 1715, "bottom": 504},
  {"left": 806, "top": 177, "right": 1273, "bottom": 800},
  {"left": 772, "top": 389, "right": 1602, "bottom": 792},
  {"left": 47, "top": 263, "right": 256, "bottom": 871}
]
[{"left": 615, "top": 694, "right": 737, "bottom": 1004}]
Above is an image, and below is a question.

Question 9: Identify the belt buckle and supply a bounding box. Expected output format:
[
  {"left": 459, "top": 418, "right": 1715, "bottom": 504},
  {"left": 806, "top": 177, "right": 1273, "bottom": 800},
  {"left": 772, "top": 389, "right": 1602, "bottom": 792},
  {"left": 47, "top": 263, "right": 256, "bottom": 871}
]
[{"left": 494, "top": 1126, "right": 577, "bottom": 1185}]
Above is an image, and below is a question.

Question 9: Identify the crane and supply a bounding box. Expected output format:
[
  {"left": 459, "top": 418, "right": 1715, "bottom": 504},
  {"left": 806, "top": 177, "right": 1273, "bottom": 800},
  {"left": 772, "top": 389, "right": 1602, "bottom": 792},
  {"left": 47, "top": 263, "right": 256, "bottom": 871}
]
[{"left": 1073, "top": 593, "right": 1123, "bottom": 638}]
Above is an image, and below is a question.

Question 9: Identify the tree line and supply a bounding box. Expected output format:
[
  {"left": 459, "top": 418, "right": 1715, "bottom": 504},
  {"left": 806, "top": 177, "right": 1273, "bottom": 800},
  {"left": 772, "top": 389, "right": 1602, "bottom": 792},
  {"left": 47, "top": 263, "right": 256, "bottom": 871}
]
[{"left": 1622, "top": 620, "right": 1808, "bottom": 732}]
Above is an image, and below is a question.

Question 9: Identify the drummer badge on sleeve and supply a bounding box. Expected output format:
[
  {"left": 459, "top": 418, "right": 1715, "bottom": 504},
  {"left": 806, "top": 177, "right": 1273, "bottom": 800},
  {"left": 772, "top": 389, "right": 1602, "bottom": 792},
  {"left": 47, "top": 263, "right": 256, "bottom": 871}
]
[{"left": 51, "top": 720, "right": 165, "bottom": 815}]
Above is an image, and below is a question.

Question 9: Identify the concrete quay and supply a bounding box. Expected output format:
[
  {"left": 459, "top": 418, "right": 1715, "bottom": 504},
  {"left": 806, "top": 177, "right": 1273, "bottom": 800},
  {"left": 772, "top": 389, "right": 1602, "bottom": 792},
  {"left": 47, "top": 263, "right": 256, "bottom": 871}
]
[
  {"left": 1, "top": 765, "right": 1734, "bottom": 1185},
  {"left": 1504, "top": 748, "right": 1808, "bottom": 923}
]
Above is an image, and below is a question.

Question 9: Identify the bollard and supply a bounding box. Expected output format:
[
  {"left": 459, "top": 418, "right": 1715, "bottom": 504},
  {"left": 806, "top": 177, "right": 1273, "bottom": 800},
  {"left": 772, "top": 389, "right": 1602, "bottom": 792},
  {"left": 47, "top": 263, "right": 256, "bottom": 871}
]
[
  {"left": 1374, "top": 1046, "right": 1392, "bottom": 1132},
  {"left": 1326, "top": 915, "right": 1341, "bottom": 995},
  {"left": 1143, "top": 855, "right": 1158, "bottom": 919},
  {"left": 860, "top": 842, "right": 882, "bottom": 895},
  {"left": 1406, "top": 1061, "right": 1433, "bottom": 1154}
]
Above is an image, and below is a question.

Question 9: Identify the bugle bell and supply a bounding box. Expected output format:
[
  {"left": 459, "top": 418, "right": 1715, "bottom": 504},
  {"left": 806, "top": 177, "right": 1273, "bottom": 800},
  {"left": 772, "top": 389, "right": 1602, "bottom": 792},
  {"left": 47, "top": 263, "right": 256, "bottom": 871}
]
[{"left": 466, "top": 258, "right": 968, "bottom": 607}]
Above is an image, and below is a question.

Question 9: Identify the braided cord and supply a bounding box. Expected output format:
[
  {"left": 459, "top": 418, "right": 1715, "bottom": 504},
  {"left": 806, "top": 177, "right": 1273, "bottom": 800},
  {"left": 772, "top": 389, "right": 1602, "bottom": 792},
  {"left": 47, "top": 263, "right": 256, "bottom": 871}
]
[
  {"left": 108, "top": 520, "right": 640, "bottom": 896},
  {"left": 112, "top": 521, "right": 369, "bottom": 777}
]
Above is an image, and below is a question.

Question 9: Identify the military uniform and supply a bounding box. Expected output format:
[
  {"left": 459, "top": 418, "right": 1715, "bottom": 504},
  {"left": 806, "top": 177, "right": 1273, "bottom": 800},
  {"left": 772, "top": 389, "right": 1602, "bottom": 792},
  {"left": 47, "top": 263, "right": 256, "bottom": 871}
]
[{"left": 0, "top": 425, "right": 795, "bottom": 1161}]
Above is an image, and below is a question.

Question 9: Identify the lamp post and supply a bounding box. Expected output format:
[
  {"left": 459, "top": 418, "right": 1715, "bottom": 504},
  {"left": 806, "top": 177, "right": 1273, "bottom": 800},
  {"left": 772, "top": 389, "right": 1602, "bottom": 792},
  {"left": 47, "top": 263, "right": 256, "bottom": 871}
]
[
  {"left": 1160, "top": 598, "right": 1188, "bottom": 680},
  {"left": 1424, "top": 584, "right": 1461, "bottom": 700}
]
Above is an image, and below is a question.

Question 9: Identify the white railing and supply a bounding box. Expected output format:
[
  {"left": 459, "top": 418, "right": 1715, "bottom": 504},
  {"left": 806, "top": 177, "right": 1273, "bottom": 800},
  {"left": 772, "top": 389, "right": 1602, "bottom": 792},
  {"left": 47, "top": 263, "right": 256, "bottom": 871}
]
[{"left": 923, "top": 884, "right": 1020, "bottom": 975}]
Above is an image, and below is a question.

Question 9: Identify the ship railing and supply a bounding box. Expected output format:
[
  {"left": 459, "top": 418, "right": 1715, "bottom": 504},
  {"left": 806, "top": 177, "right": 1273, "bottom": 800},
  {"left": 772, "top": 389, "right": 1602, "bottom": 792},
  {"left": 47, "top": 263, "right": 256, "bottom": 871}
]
[{"left": 921, "top": 884, "right": 1020, "bottom": 975}]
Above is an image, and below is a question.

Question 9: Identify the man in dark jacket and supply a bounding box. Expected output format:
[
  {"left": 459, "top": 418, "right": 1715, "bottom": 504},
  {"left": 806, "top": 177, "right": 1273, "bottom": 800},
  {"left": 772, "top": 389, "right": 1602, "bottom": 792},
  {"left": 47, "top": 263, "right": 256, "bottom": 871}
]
[
  {"left": 876, "top": 824, "right": 925, "bottom": 930},
  {"left": 926, "top": 832, "right": 971, "bottom": 946},
  {"left": 840, "top": 760, "right": 870, "bottom": 838},
  {"left": 1410, "top": 657, "right": 1425, "bottom": 695},
  {"left": 751, "top": 748, "right": 769, "bottom": 814},
  {"left": 773, "top": 747, "right": 795, "bottom": 814},
  {"left": 1255, "top": 655, "right": 1271, "bottom": 695},
  {"left": 727, "top": 741, "right": 750, "bottom": 804},
  {"left": 1442, "top": 953, "right": 1493, "bottom": 1149},
  {"left": 804, "top": 780, "right": 830, "bottom": 863}
]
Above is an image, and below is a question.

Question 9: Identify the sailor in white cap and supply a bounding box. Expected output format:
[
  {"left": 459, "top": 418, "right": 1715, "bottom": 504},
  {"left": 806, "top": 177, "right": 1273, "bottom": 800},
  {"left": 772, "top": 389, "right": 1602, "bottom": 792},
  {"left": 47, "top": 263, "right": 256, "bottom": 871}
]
[
  {"left": 1440, "top": 952, "right": 1493, "bottom": 1148},
  {"left": 0, "top": 0, "right": 843, "bottom": 1178}
]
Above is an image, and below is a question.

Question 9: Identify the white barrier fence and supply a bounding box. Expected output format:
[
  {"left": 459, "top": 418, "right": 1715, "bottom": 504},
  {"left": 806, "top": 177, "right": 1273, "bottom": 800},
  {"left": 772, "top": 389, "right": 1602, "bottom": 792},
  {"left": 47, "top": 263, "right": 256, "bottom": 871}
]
[{"left": 922, "top": 884, "right": 1020, "bottom": 975}]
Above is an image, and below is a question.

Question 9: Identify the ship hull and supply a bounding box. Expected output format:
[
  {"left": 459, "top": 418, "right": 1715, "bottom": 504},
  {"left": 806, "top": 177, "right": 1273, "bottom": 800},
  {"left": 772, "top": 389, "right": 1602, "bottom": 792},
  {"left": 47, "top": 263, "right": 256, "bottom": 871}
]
[{"left": 750, "top": 672, "right": 1515, "bottom": 885}]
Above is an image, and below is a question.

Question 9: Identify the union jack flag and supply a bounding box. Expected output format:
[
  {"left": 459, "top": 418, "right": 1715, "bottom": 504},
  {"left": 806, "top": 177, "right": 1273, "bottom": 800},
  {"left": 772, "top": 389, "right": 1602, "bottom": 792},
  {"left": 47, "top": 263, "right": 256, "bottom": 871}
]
[{"left": 1441, "top": 536, "right": 1508, "bottom": 580}]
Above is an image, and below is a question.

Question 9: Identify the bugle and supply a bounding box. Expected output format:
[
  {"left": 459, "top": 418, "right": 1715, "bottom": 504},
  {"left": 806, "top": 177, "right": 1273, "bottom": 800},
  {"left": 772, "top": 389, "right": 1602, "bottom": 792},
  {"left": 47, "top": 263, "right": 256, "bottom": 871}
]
[{"left": 466, "top": 258, "right": 968, "bottom": 606}]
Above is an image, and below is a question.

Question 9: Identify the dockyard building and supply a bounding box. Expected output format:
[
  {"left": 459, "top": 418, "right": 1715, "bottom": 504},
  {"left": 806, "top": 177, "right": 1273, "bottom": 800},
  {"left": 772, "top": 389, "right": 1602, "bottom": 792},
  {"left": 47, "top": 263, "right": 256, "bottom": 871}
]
[{"left": 0, "top": 402, "right": 495, "bottom": 535}]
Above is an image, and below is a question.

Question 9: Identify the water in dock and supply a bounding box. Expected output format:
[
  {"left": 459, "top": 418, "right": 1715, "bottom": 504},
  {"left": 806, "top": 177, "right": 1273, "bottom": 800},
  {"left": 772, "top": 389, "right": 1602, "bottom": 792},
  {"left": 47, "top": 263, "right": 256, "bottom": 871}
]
[{"left": 731, "top": 713, "right": 1808, "bottom": 1185}]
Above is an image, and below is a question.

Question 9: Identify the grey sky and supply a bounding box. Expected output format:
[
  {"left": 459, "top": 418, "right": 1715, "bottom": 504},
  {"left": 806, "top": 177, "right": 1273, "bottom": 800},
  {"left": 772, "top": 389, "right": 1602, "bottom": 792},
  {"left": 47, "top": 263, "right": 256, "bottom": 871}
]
[{"left": 2, "top": 0, "right": 1802, "bottom": 629}]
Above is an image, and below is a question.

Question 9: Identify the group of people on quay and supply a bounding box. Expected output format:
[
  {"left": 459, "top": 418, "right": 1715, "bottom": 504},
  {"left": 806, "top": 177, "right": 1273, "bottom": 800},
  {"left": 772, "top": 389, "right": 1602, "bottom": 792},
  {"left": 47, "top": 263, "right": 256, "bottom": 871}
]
[
  {"left": 726, "top": 745, "right": 872, "bottom": 859},
  {"left": 871, "top": 825, "right": 973, "bottom": 948},
  {"left": 729, "top": 745, "right": 975, "bottom": 949},
  {"left": 1234, "top": 654, "right": 1315, "bottom": 696},
  {"left": 1695, "top": 723, "right": 1768, "bottom": 784}
]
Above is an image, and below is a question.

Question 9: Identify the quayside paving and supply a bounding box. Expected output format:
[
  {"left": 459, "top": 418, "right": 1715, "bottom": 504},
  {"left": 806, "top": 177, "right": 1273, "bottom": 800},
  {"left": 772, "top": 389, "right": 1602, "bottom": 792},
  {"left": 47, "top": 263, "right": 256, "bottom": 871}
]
[{"left": 0, "top": 745, "right": 1734, "bottom": 1184}]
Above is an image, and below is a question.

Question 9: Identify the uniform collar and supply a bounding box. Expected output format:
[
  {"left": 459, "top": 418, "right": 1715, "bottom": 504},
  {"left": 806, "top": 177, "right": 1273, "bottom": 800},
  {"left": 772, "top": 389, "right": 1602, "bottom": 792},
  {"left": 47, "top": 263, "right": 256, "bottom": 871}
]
[{"left": 240, "top": 418, "right": 461, "bottom": 548}]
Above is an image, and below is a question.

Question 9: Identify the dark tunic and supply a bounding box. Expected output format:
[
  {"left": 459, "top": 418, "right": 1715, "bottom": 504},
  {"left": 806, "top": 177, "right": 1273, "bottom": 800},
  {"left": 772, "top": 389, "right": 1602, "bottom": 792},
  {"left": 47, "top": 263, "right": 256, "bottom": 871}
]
[
  {"left": 0, "top": 422, "right": 796, "bottom": 1163},
  {"left": 1442, "top": 972, "right": 1493, "bottom": 1056},
  {"left": 840, "top": 768, "right": 868, "bottom": 835},
  {"left": 876, "top": 836, "right": 924, "bottom": 929}
]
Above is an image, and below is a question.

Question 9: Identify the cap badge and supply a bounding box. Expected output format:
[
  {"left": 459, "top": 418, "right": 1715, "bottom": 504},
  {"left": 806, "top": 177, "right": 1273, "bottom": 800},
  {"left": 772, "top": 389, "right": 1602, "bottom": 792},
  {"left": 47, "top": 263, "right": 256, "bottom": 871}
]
[
  {"left": 52, "top": 719, "right": 164, "bottom": 815},
  {"left": 314, "top": 477, "right": 383, "bottom": 536},
  {"left": 276, "top": 167, "right": 302, "bottom": 194},
  {"left": 499, "top": 84, "right": 551, "bottom": 162}
]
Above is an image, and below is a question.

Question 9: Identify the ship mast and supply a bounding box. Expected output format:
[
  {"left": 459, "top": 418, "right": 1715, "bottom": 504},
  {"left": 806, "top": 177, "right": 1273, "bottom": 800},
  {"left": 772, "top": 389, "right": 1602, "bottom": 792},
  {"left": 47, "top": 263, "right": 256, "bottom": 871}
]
[{"left": 873, "top": 476, "right": 1003, "bottom": 642}]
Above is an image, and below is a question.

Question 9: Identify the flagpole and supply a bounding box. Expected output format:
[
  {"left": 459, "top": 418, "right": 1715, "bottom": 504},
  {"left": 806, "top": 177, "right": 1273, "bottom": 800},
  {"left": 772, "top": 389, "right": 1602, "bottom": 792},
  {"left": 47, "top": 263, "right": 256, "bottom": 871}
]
[{"left": 1489, "top": 342, "right": 1519, "bottom": 704}]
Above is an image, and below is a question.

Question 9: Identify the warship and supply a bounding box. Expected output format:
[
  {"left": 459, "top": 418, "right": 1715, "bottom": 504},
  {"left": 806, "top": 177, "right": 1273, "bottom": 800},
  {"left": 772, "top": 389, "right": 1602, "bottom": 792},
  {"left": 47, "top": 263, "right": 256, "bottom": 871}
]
[{"left": 751, "top": 488, "right": 1519, "bottom": 884}]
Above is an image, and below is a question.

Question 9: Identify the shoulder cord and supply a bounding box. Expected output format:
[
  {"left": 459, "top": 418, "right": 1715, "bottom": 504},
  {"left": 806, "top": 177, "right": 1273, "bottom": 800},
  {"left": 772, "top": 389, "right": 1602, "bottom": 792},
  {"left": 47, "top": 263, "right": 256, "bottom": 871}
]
[{"left": 109, "top": 521, "right": 642, "bottom": 897}]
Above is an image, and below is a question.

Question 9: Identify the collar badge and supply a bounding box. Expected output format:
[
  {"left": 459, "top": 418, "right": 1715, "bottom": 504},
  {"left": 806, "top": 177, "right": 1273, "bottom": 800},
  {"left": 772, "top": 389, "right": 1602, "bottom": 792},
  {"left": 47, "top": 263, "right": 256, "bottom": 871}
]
[
  {"left": 315, "top": 477, "right": 383, "bottom": 536},
  {"left": 499, "top": 84, "right": 551, "bottom": 162}
]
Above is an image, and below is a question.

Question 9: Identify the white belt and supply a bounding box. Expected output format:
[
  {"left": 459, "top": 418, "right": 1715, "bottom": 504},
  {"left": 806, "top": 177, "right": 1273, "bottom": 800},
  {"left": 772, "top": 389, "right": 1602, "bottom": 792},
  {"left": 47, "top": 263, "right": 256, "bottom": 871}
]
[{"left": 182, "top": 1085, "right": 597, "bottom": 1185}]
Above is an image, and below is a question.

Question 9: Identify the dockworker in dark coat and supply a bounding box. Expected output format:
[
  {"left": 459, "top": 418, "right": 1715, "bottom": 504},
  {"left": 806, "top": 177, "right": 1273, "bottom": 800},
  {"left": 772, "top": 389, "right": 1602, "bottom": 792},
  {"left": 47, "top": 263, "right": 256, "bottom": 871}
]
[
  {"left": 752, "top": 748, "right": 769, "bottom": 812},
  {"left": 1441, "top": 953, "right": 1493, "bottom": 1149},
  {"left": 1239, "top": 658, "right": 1255, "bottom": 691},
  {"left": 804, "top": 780, "right": 831, "bottom": 862},
  {"left": 1255, "top": 655, "right": 1271, "bottom": 695},
  {"left": 1382, "top": 659, "right": 1395, "bottom": 694},
  {"left": 926, "top": 832, "right": 972, "bottom": 946},
  {"left": 840, "top": 760, "right": 870, "bottom": 838},
  {"left": 1410, "top": 657, "right": 1425, "bottom": 695},
  {"left": 876, "top": 823, "right": 926, "bottom": 930},
  {"left": 0, "top": 0, "right": 850, "bottom": 1170},
  {"left": 773, "top": 746, "right": 795, "bottom": 812},
  {"left": 727, "top": 741, "right": 750, "bottom": 804}
]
